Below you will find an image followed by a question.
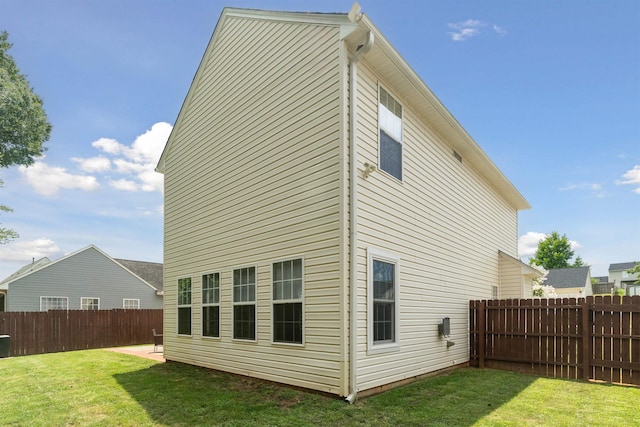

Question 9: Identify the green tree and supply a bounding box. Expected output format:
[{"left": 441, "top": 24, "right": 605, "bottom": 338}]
[
  {"left": 1, "top": 31, "right": 51, "bottom": 167},
  {"left": 0, "top": 30, "right": 52, "bottom": 243},
  {"left": 628, "top": 263, "right": 640, "bottom": 285},
  {"left": 529, "top": 231, "right": 584, "bottom": 270}
]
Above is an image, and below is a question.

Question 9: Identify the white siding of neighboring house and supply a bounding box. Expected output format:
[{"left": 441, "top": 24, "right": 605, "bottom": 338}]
[
  {"left": 6, "top": 246, "right": 161, "bottom": 311},
  {"left": 162, "top": 14, "right": 348, "bottom": 395},
  {"left": 352, "top": 61, "right": 520, "bottom": 393}
]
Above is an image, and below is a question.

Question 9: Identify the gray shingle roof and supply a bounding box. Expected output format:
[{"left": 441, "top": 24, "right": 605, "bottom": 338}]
[
  {"left": 115, "top": 259, "right": 163, "bottom": 291},
  {"left": 609, "top": 262, "right": 639, "bottom": 272},
  {"left": 545, "top": 267, "right": 590, "bottom": 289}
]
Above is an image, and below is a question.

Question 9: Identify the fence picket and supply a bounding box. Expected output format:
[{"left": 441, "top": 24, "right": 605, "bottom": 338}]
[
  {"left": 470, "top": 296, "right": 640, "bottom": 386},
  {"left": 0, "top": 309, "right": 162, "bottom": 357}
]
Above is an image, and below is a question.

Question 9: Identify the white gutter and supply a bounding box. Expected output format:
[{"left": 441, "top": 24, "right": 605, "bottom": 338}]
[{"left": 345, "top": 29, "right": 374, "bottom": 405}]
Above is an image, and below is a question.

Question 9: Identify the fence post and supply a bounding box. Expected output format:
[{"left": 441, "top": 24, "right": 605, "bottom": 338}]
[
  {"left": 581, "top": 299, "right": 590, "bottom": 381},
  {"left": 479, "top": 300, "right": 485, "bottom": 369}
]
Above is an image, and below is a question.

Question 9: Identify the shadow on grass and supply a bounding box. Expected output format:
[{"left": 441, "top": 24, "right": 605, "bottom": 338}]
[{"left": 114, "top": 361, "right": 540, "bottom": 426}]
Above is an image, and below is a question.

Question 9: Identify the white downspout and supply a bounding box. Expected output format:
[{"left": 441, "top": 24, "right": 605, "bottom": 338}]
[{"left": 345, "top": 30, "right": 373, "bottom": 405}]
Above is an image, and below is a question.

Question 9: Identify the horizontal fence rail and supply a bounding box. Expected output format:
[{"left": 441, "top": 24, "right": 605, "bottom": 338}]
[
  {"left": 470, "top": 296, "right": 640, "bottom": 386},
  {"left": 0, "top": 309, "right": 163, "bottom": 357}
]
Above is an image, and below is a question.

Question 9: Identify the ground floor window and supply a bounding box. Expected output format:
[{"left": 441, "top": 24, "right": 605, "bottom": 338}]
[
  {"left": 178, "top": 277, "right": 192, "bottom": 335},
  {"left": 81, "top": 297, "right": 99, "bottom": 310},
  {"left": 233, "top": 267, "right": 256, "bottom": 340},
  {"left": 40, "top": 296, "right": 68, "bottom": 311},
  {"left": 202, "top": 273, "right": 220, "bottom": 338},
  {"left": 272, "top": 258, "right": 303, "bottom": 344},
  {"left": 123, "top": 298, "right": 140, "bottom": 309},
  {"left": 367, "top": 248, "right": 400, "bottom": 350}
]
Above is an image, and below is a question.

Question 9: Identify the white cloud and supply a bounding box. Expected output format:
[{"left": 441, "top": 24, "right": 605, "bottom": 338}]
[
  {"left": 616, "top": 165, "right": 640, "bottom": 194},
  {"left": 92, "top": 122, "right": 171, "bottom": 194},
  {"left": 558, "top": 182, "right": 605, "bottom": 198},
  {"left": 447, "top": 19, "right": 506, "bottom": 41},
  {"left": 518, "top": 231, "right": 547, "bottom": 257},
  {"left": 0, "top": 238, "right": 63, "bottom": 263},
  {"left": 72, "top": 156, "right": 111, "bottom": 173},
  {"left": 109, "top": 178, "right": 139, "bottom": 191},
  {"left": 92, "top": 137, "right": 124, "bottom": 155},
  {"left": 19, "top": 161, "right": 100, "bottom": 196}
]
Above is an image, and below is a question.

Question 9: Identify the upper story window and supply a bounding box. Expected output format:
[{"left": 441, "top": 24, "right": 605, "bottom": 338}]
[
  {"left": 202, "top": 272, "right": 220, "bottom": 338},
  {"left": 379, "top": 86, "right": 403, "bottom": 181},
  {"left": 177, "top": 277, "right": 192, "bottom": 335}
]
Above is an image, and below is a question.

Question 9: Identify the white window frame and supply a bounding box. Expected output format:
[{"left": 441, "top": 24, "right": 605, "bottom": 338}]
[
  {"left": 367, "top": 248, "right": 401, "bottom": 353},
  {"left": 40, "top": 296, "right": 69, "bottom": 311},
  {"left": 123, "top": 298, "right": 140, "bottom": 309},
  {"left": 271, "top": 257, "right": 304, "bottom": 346},
  {"left": 232, "top": 266, "right": 257, "bottom": 342},
  {"left": 177, "top": 277, "right": 192, "bottom": 336},
  {"left": 202, "top": 272, "right": 221, "bottom": 339},
  {"left": 81, "top": 297, "right": 100, "bottom": 310},
  {"left": 378, "top": 85, "right": 403, "bottom": 181}
]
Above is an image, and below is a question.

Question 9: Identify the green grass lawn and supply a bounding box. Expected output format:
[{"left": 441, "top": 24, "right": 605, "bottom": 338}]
[{"left": 1, "top": 350, "right": 638, "bottom": 426}]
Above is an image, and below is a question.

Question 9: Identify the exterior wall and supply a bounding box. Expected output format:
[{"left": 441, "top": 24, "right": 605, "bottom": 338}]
[
  {"left": 499, "top": 257, "right": 522, "bottom": 299},
  {"left": 162, "top": 16, "right": 347, "bottom": 395},
  {"left": 610, "top": 269, "right": 639, "bottom": 290},
  {"left": 353, "top": 62, "right": 520, "bottom": 392},
  {"left": 6, "top": 247, "right": 161, "bottom": 311}
]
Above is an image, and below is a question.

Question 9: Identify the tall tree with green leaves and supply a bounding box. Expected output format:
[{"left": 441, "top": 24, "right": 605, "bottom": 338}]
[
  {"left": 628, "top": 263, "right": 640, "bottom": 285},
  {"left": 0, "top": 30, "right": 52, "bottom": 243},
  {"left": 529, "top": 231, "right": 584, "bottom": 270}
]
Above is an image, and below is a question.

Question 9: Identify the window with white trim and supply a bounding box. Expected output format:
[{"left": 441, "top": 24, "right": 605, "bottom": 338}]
[
  {"left": 379, "top": 86, "right": 403, "bottom": 181},
  {"left": 177, "top": 277, "right": 192, "bottom": 335},
  {"left": 40, "top": 296, "right": 68, "bottom": 311},
  {"left": 368, "top": 249, "right": 400, "bottom": 350},
  {"left": 202, "top": 272, "right": 220, "bottom": 338},
  {"left": 233, "top": 267, "right": 256, "bottom": 340},
  {"left": 272, "top": 258, "right": 303, "bottom": 344},
  {"left": 81, "top": 297, "right": 99, "bottom": 310},
  {"left": 123, "top": 298, "right": 140, "bottom": 309}
]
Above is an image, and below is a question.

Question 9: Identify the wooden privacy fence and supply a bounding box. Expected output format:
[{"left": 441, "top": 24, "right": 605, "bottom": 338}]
[
  {"left": 0, "top": 309, "right": 163, "bottom": 357},
  {"left": 469, "top": 296, "right": 640, "bottom": 386}
]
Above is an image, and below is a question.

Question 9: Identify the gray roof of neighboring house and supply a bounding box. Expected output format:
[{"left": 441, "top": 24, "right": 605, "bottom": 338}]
[
  {"left": 593, "top": 276, "right": 610, "bottom": 284},
  {"left": 545, "top": 267, "right": 590, "bottom": 289},
  {"left": 115, "top": 259, "right": 164, "bottom": 291},
  {"left": 0, "top": 257, "right": 52, "bottom": 286},
  {"left": 609, "top": 262, "right": 639, "bottom": 272}
]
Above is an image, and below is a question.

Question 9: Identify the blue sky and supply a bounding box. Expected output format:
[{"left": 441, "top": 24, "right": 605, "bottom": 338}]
[{"left": 1, "top": 0, "right": 638, "bottom": 279}]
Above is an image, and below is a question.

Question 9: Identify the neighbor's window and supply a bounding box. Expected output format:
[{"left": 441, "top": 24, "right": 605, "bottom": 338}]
[
  {"left": 123, "top": 298, "right": 140, "bottom": 309},
  {"left": 40, "top": 296, "right": 69, "bottom": 311},
  {"left": 272, "top": 258, "right": 303, "bottom": 344},
  {"left": 177, "top": 277, "right": 192, "bottom": 335},
  {"left": 81, "top": 297, "right": 100, "bottom": 310},
  {"left": 233, "top": 267, "right": 256, "bottom": 340},
  {"left": 202, "top": 272, "right": 220, "bottom": 338},
  {"left": 368, "top": 249, "right": 400, "bottom": 350},
  {"left": 379, "top": 86, "right": 403, "bottom": 181}
]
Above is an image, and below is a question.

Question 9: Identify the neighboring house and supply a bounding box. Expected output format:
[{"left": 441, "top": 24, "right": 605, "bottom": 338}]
[
  {"left": 156, "top": 6, "right": 532, "bottom": 399},
  {"left": 0, "top": 245, "right": 163, "bottom": 311},
  {"left": 591, "top": 276, "right": 614, "bottom": 295},
  {"left": 498, "top": 251, "right": 544, "bottom": 299},
  {"left": 609, "top": 262, "right": 639, "bottom": 295},
  {"left": 544, "top": 267, "right": 593, "bottom": 298}
]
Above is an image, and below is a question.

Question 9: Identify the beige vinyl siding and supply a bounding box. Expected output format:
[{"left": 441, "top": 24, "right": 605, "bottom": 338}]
[
  {"left": 499, "top": 256, "right": 523, "bottom": 298},
  {"left": 163, "top": 16, "right": 346, "bottom": 395},
  {"left": 354, "top": 62, "right": 519, "bottom": 392}
]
